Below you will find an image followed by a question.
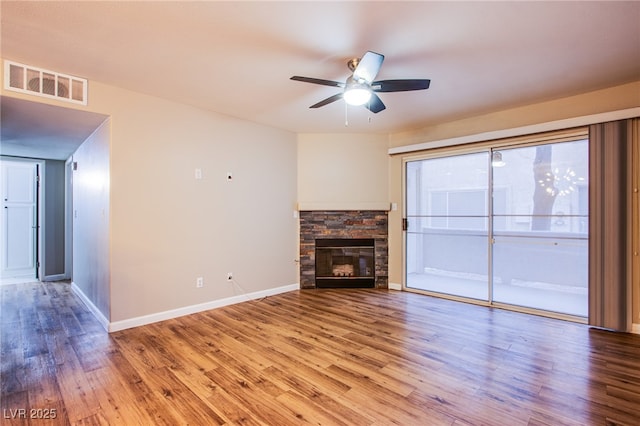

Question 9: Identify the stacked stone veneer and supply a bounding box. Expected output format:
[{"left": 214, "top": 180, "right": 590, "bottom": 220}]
[{"left": 299, "top": 211, "right": 389, "bottom": 289}]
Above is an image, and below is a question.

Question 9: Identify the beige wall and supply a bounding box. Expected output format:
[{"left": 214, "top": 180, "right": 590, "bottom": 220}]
[
  {"left": 1, "top": 65, "right": 298, "bottom": 324},
  {"left": 72, "top": 120, "right": 111, "bottom": 317},
  {"left": 3, "top": 55, "right": 638, "bottom": 329},
  {"left": 297, "top": 133, "right": 389, "bottom": 210},
  {"left": 390, "top": 81, "right": 640, "bottom": 148},
  {"left": 92, "top": 83, "right": 298, "bottom": 322}
]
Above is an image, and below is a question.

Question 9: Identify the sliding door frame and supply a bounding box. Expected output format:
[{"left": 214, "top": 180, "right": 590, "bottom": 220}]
[{"left": 402, "top": 128, "right": 589, "bottom": 322}]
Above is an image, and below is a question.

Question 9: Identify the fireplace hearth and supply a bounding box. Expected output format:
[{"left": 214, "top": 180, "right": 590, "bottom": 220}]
[{"left": 315, "top": 239, "right": 375, "bottom": 288}]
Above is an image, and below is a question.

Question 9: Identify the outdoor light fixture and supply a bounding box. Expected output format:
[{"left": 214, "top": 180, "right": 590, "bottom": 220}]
[
  {"left": 343, "top": 76, "right": 372, "bottom": 106},
  {"left": 491, "top": 151, "right": 506, "bottom": 167}
]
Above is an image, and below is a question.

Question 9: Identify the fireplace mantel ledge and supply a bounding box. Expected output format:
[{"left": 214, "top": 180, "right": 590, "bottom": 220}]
[{"left": 297, "top": 202, "right": 391, "bottom": 212}]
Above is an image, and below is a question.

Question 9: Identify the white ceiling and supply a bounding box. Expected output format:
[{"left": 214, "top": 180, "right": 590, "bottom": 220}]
[{"left": 1, "top": 1, "right": 639, "bottom": 159}]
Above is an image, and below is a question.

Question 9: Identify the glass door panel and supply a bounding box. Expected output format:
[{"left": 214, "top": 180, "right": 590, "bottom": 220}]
[
  {"left": 406, "top": 152, "right": 489, "bottom": 300},
  {"left": 491, "top": 140, "right": 589, "bottom": 316}
]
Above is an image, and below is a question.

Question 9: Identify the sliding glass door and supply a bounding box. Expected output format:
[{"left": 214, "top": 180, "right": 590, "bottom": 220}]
[
  {"left": 405, "top": 138, "right": 589, "bottom": 318},
  {"left": 406, "top": 152, "right": 490, "bottom": 300},
  {"left": 492, "top": 141, "right": 588, "bottom": 316}
]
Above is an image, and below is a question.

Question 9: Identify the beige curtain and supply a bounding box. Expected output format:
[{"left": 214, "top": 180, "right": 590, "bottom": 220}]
[
  {"left": 589, "top": 119, "right": 633, "bottom": 331},
  {"left": 634, "top": 119, "right": 640, "bottom": 329}
]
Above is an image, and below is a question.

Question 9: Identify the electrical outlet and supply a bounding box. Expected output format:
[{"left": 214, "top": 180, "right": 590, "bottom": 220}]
[
  {"left": 227, "top": 273, "right": 233, "bottom": 281},
  {"left": 196, "top": 277, "right": 204, "bottom": 288}
]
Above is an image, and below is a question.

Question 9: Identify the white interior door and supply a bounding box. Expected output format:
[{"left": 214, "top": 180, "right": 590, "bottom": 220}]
[{"left": 1, "top": 160, "right": 38, "bottom": 283}]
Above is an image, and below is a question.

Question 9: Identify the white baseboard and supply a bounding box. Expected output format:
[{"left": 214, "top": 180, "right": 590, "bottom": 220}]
[
  {"left": 1, "top": 276, "right": 37, "bottom": 286},
  {"left": 388, "top": 282, "right": 402, "bottom": 291},
  {"left": 71, "top": 281, "right": 110, "bottom": 332},
  {"left": 42, "top": 274, "right": 68, "bottom": 282},
  {"left": 107, "top": 283, "right": 300, "bottom": 333},
  {"left": 632, "top": 323, "right": 640, "bottom": 335}
]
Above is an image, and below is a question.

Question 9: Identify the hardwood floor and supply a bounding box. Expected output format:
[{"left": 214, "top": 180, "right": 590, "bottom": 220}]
[{"left": 2, "top": 281, "right": 640, "bottom": 425}]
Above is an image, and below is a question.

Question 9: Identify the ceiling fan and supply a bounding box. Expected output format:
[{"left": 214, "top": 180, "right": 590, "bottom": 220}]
[{"left": 291, "top": 51, "right": 430, "bottom": 113}]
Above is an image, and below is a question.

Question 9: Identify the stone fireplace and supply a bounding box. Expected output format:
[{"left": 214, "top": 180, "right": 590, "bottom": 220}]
[{"left": 299, "top": 210, "right": 388, "bottom": 289}]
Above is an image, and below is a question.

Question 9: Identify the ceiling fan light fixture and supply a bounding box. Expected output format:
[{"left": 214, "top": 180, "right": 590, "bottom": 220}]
[{"left": 343, "top": 87, "right": 371, "bottom": 106}]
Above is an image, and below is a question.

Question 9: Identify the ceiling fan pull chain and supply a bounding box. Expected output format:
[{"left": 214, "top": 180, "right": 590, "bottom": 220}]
[{"left": 345, "top": 102, "right": 349, "bottom": 127}]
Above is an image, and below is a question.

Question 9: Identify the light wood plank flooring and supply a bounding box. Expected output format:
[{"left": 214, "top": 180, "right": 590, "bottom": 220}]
[{"left": 2, "top": 281, "right": 640, "bottom": 425}]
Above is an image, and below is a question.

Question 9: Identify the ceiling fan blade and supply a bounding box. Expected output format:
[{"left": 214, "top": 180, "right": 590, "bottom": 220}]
[
  {"left": 372, "top": 79, "right": 431, "bottom": 92},
  {"left": 310, "top": 93, "right": 343, "bottom": 108},
  {"left": 291, "top": 76, "right": 344, "bottom": 88},
  {"left": 353, "top": 51, "right": 384, "bottom": 83},
  {"left": 364, "top": 93, "right": 386, "bottom": 113}
]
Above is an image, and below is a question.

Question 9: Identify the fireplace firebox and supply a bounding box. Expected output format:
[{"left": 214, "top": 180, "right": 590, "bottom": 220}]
[{"left": 315, "top": 238, "right": 375, "bottom": 288}]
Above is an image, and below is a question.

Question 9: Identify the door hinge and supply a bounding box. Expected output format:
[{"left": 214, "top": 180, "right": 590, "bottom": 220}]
[{"left": 402, "top": 218, "right": 409, "bottom": 231}]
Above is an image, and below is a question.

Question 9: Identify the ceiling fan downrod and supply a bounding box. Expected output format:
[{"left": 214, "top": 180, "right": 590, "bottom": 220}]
[{"left": 347, "top": 57, "right": 361, "bottom": 72}]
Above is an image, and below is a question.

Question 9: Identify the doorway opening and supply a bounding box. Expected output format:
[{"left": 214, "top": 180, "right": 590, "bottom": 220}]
[{"left": 0, "top": 96, "right": 108, "bottom": 287}]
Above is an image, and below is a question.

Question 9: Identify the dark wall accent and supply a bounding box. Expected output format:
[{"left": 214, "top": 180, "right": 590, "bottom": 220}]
[
  {"left": 43, "top": 160, "right": 66, "bottom": 279},
  {"left": 299, "top": 210, "right": 388, "bottom": 289}
]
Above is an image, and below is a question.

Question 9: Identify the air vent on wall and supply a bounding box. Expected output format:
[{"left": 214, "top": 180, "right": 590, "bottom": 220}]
[{"left": 4, "top": 60, "right": 87, "bottom": 105}]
